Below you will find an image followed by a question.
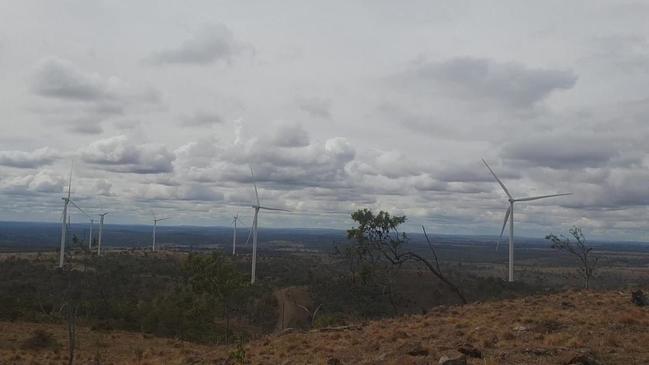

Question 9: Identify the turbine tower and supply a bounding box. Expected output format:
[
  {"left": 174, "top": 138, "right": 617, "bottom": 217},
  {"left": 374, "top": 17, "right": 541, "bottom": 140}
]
[
  {"left": 249, "top": 167, "right": 288, "bottom": 284},
  {"left": 232, "top": 214, "right": 239, "bottom": 255},
  {"left": 58, "top": 168, "right": 73, "bottom": 268},
  {"left": 482, "top": 159, "right": 571, "bottom": 282},
  {"left": 152, "top": 214, "right": 169, "bottom": 251},
  {"left": 97, "top": 212, "right": 109, "bottom": 255},
  {"left": 88, "top": 218, "right": 94, "bottom": 250}
]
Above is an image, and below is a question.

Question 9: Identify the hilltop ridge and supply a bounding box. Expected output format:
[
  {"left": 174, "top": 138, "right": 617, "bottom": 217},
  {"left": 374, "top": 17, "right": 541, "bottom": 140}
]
[{"left": 2, "top": 289, "right": 648, "bottom": 364}]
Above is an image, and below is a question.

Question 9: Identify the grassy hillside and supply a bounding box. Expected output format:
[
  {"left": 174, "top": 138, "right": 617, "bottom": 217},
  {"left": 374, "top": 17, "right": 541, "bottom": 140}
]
[{"left": 2, "top": 289, "right": 648, "bottom": 364}]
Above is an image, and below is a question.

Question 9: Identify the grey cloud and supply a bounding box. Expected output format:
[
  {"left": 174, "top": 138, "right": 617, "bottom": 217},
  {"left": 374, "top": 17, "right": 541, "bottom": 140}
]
[
  {"left": 80, "top": 135, "right": 175, "bottom": 174},
  {"left": 435, "top": 163, "right": 521, "bottom": 183},
  {"left": 377, "top": 102, "right": 459, "bottom": 138},
  {"left": 502, "top": 136, "right": 623, "bottom": 169},
  {"left": 69, "top": 120, "right": 104, "bottom": 135},
  {"left": 240, "top": 140, "right": 354, "bottom": 188},
  {"left": 587, "top": 35, "right": 649, "bottom": 73},
  {"left": 174, "top": 132, "right": 357, "bottom": 190},
  {"left": 412, "top": 176, "right": 448, "bottom": 192},
  {"left": 32, "top": 57, "right": 112, "bottom": 101},
  {"left": 562, "top": 169, "right": 649, "bottom": 209},
  {"left": 0, "top": 147, "right": 60, "bottom": 168},
  {"left": 31, "top": 58, "right": 161, "bottom": 134},
  {"left": 325, "top": 137, "right": 355, "bottom": 161},
  {"left": 348, "top": 150, "right": 423, "bottom": 179},
  {"left": 149, "top": 24, "right": 247, "bottom": 65},
  {"left": 178, "top": 185, "right": 224, "bottom": 201},
  {"left": 94, "top": 179, "right": 113, "bottom": 196},
  {"left": 297, "top": 97, "right": 332, "bottom": 119},
  {"left": 0, "top": 170, "right": 64, "bottom": 195},
  {"left": 113, "top": 119, "right": 142, "bottom": 131},
  {"left": 132, "top": 183, "right": 223, "bottom": 202},
  {"left": 32, "top": 57, "right": 159, "bottom": 104},
  {"left": 271, "top": 122, "right": 310, "bottom": 148},
  {"left": 144, "top": 175, "right": 181, "bottom": 187},
  {"left": 392, "top": 56, "right": 577, "bottom": 108},
  {"left": 181, "top": 111, "right": 224, "bottom": 126}
]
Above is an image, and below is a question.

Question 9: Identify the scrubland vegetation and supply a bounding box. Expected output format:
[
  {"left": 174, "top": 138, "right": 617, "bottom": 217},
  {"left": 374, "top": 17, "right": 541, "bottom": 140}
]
[{"left": 1, "top": 211, "right": 649, "bottom": 364}]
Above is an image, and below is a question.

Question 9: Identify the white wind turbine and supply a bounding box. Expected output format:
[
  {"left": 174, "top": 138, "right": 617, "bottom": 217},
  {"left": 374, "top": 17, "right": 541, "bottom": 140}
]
[
  {"left": 88, "top": 218, "right": 94, "bottom": 250},
  {"left": 232, "top": 214, "right": 239, "bottom": 256},
  {"left": 249, "top": 167, "right": 289, "bottom": 284},
  {"left": 97, "top": 212, "right": 109, "bottom": 255},
  {"left": 58, "top": 168, "right": 73, "bottom": 268},
  {"left": 152, "top": 213, "right": 169, "bottom": 251},
  {"left": 482, "top": 159, "right": 571, "bottom": 282}
]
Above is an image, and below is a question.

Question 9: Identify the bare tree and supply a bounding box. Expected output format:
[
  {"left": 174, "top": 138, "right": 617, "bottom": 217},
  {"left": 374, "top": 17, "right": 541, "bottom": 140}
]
[
  {"left": 63, "top": 303, "right": 78, "bottom": 365},
  {"left": 546, "top": 226, "right": 598, "bottom": 289},
  {"left": 346, "top": 209, "right": 467, "bottom": 304},
  {"left": 297, "top": 303, "right": 322, "bottom": 328}
]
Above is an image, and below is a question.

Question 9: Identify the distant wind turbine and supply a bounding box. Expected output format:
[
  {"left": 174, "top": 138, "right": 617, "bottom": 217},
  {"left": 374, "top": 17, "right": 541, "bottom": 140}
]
[
  {"left": 152, "top": 213, "right": 169, "bottom": 251},
  {"left": 249, "top": 167, "right": 289, "bottom": 284},
  {"left": 58, "top": 168, "right": 73, "bottom": 268},
  {"left": 97, "top": 212, "right": 109, "bottom": 255},
  {"left": 482, "top": 159, "right": 571, "bottom": 282},
  {"left": 88, "top": 218, "right": 94, "bottom": 250},
  {"left": 232, "top": 214, "right": 239, "bottom": 256}
]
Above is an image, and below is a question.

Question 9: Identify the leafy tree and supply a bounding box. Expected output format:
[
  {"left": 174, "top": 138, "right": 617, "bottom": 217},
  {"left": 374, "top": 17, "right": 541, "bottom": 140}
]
[
  {"left": 546, "top": 226, "right": 598, "bottom": 289},
  {"left": 183, "top": 253, "right": 247, "bottom": 343},
  {"left": 346, "top": 209, "right": 467, "bottom": 304}
]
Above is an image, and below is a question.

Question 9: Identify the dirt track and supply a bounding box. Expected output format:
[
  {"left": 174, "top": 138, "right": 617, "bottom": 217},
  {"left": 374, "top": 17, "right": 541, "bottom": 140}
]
[{"left": 274, "top": 286, "right": 313, "bottom": 330}]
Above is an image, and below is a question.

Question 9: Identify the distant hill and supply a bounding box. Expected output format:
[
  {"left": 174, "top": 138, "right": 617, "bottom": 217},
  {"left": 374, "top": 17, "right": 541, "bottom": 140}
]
[
  {"left": 2, "top": 221, "right": 648, "bottom": 253},
  {"left": 0, "top": 221, "right": 346, "bottom": 250}
]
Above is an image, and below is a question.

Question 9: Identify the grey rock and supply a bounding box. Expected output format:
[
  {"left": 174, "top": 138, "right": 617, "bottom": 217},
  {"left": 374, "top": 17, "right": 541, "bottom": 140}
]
[{"left": 438, "top": 353, "right": 467, "bottom": 365}]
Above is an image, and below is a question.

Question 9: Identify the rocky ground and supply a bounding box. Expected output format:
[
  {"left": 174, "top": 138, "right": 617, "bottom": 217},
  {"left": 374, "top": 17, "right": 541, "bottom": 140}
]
[{"left": 1, "top": 289, "right": 648, "bottom": 364}]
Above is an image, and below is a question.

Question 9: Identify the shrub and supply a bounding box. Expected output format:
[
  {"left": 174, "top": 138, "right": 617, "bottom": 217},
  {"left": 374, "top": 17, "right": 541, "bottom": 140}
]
[{"left": 21, "top": 329, "right": 60, "bottom": 350}]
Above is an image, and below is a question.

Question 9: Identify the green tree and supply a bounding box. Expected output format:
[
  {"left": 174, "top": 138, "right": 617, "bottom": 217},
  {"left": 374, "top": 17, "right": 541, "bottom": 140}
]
[
  {"left": 183, "top": 253, "right": 247, "bottom": 343},
  {"left": 346, "top": 209, "right": 467, "bottom": 305},
  {"left": 546, "top": 226, "right": 598, "bottom": 289}
]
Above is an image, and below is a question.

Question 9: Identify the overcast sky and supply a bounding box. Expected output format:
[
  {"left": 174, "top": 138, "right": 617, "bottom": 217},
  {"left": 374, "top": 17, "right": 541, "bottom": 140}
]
[{"left": 1, "top": 1, "right": 649, "bottom": 241}]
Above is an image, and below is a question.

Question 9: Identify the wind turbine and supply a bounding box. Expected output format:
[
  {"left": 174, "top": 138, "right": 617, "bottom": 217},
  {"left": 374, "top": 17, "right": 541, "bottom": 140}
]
[
  {"left": 88, "top": 218, "right": 94, "bottom": 250},
  {"left": 482, "top": 159, "right": 571, "bottom": 282},
  {"left": 97, "top": 212, "right": 109, "bottom": 255},
  {"left": 232, "top": 214, "right": 239, "bottom": 256},
  {"left": 152, "top": 213, "right": 169, "bottom": 251},
  {"left": 249, "top": 167, "right": 289, "bottom": 284},
  {"left": 58, "top": 168, "right": 73, "bottom": 268}
]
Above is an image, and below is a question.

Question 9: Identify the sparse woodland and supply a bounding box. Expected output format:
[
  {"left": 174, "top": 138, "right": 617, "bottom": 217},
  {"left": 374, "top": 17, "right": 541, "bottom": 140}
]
[{"left": 1, "top": 213, "right": 648, "bottom": 364}]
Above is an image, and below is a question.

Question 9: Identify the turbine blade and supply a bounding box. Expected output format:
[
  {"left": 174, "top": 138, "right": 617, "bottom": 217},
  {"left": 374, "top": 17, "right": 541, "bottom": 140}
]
[
  {"left": 69, "top": 200, "right": 91, "bottom": 220},
  {"left": 66, "top": 164, "right": 73, "bottom": 200},
  {"left": 481, "top": 159, "right": 512, "bottom": 199},
  {"left": 497, "top": 206, "right": 511, "bottom": 250},
  {"left": 244, "top": 213, "right": 255, "bottom": 245},
  {"left": 250, "top": 167, "right": 260, "bottom": 206},
  {"left": 258, "top": 206, "right": 290, "bottom": 212},
  {"left": 514, "top": 193, "right": 572, "bottom": 202}
]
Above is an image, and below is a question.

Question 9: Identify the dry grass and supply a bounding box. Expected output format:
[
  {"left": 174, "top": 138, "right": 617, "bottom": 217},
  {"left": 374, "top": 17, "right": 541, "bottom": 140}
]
[{"left": 2, "top": 289, "right": 649, "bottom": 364}]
